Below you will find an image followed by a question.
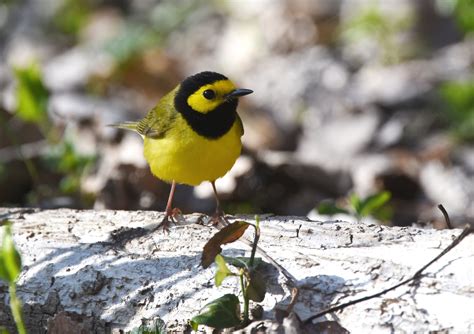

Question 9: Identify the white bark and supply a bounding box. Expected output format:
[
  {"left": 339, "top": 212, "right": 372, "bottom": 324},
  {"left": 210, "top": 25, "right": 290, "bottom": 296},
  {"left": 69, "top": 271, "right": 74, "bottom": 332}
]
[{"left": 0, "top": 208, "right": 473, "bottom": 333}]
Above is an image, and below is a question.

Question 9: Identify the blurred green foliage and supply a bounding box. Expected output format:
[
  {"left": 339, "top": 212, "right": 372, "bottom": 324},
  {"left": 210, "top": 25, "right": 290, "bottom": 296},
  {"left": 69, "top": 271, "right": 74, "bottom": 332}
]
[
  {"left": 44, "top": 141, "right": 96, "bottom": 194},
  {"left": 14, "top": 63, "right": 49, "bottom": 124},
  {"left": 0, "top": 222, "right": 26, "bottom": 334},
  {"left": 440, "top": 80, "right": 474, "bottom": 142},
  {"left": 105, "top": 24, "right": 158, "bottom": 65},
  {"left": 349, "top": 191, "right": 392, "bottom": 221},
  {"left": 53, "top": 0, "right": 92, "bottom": 36},
  {"left": 317, "top": 191, "right": 393, "bottom": 222},
  {"left": 453, "top": 0, "right": 474, "bottom": 33},
  {"left": 341, "top": 3, "right": 414, "bottom": 64},
  {"left": 0, "top": 0, "right": 15, "bottom": 8},
  {"left": 0, "top": 223, "right": 22, "bottom": 283},
  {"left": 11, "top": 62, "right": 97, "bottom": 203},
  {"left": 104, "top": 1, "right": 201, "bottom": 65}
]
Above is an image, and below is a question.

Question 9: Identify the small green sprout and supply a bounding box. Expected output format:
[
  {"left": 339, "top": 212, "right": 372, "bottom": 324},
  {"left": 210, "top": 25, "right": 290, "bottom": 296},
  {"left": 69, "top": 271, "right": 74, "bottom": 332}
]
[
  {"left": 318, "top": 191, "right": 392, "bottom": 222},
  {"left": 192, "top": 216, "right": 266, "bottom": 331},
  {"left": 0, "top": 221, "right": 26, "bottom": 334}
]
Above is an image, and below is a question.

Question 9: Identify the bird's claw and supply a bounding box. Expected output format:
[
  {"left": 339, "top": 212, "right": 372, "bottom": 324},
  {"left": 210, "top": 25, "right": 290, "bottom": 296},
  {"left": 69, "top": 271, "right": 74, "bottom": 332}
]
[
  {"left": 156, "top": 208, "right": 183, "bottom": 232},
  {"left": 210, "top": 210, "right": 229, "bottom": 227}
]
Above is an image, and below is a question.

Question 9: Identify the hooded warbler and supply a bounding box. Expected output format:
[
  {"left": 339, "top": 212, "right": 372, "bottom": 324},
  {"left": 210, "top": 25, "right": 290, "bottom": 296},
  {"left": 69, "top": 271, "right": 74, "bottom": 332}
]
[{"left": 113, "top": 71, "right": 253, "bottom": 227}]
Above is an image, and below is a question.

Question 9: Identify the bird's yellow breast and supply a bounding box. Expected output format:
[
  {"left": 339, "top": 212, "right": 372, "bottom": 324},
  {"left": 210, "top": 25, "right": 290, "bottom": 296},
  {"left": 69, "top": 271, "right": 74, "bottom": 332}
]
[{"left": 143, "top": 115, "right": 242, "bottom": 186}]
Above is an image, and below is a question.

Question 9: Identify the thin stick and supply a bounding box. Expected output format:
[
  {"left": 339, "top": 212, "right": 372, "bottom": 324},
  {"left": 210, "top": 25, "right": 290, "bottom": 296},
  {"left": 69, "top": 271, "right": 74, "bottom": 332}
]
[
  {"left": 296, "top": 224, "right": 302, "bottom": 238},
  {"left": 240, "top": 274, "right": 249, "bottom": 323},
  {"left": 286, "top": 287, "right": 300, "bottom": 314},
  {"left": 304, "top": 224, "right": 473, "bottom": 324},
  {"left": 249, "top": 223, "right": 260, "bottom": 269},
  {"left": 438, "top": 204, "right": 453, "bottom": 229}
]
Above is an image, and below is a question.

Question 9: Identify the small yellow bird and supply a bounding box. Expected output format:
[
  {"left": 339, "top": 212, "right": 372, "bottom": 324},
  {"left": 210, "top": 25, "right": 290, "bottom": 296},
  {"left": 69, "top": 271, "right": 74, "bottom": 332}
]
[{"left": 113, "top": 71, "right": 252, "bottom": 227}]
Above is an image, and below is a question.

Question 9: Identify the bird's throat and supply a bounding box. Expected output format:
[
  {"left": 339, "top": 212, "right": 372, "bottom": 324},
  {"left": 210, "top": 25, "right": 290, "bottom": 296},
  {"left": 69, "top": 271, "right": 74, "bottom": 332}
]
[{"left": 177, "top": 100, "right": 238, "bottom": 139}]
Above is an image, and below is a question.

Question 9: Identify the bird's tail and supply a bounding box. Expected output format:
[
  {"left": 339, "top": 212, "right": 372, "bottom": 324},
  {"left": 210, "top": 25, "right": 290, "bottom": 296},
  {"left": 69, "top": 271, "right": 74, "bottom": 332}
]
[{"left": 108, "top": 121, "right": 139, "bottom": 132}]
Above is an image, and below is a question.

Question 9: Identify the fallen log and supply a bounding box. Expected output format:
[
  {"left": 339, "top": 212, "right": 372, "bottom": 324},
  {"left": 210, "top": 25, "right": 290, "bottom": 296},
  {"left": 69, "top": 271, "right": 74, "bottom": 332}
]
[{"left": 0, "top": 208, "right": 473, "bottom": 333}]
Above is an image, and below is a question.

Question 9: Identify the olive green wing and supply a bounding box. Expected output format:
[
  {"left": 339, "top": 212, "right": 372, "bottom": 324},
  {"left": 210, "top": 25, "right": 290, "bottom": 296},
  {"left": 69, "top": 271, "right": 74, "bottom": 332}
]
[
  {"left": 113, "top": 89, "right": 177, "bottom": 139},
  {"left": 135, "top": 108, "right": 170, "bottom": 139}
]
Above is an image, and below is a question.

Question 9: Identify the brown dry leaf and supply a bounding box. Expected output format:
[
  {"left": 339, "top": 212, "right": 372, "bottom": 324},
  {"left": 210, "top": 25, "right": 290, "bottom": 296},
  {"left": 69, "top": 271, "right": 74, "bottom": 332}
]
[{"left": 201, "top": 221, "right": 250, "bottom": 268}]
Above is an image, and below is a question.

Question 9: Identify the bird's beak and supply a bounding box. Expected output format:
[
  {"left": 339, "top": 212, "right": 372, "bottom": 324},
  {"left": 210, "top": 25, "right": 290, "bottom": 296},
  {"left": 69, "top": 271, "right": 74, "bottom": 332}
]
[{"left": 225, "top": 88, "right": 253, "bottom": 99}]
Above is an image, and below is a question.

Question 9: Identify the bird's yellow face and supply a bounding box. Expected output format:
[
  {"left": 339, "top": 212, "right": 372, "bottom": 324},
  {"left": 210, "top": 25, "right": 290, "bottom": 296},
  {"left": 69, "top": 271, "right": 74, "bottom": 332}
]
[
  {"left": 174, "top": 71, "right": 252, "bottom": 139},
  {"left": 187, "top": 79, "right": 237, "bottom": 114}
]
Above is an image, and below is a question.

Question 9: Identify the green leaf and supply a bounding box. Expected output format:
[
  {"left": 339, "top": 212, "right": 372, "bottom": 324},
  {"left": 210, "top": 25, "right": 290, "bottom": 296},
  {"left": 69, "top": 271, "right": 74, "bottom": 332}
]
[
  {"left": 222, "top": 256, "right": 263, "bottom": 270},
  {"left": 201, "top": 221, "right": 251, "bottom": 268},
  {"left": 255, "top": 215, "right": 260, "bottom": 229},
  {"left": 43, "top": 141, "right": 96, "bottom": 195},
  {"left": 214, "top": 254, "right": 234, "bottom": 287},
  {"left": 317, "top": 201, "right": 350, "bottom": 215},
  {"left": 349, "top": 193, "right": 362, "bottom": 215},
  {"left": 454, "top": 0, "right": 474, "bottom": 33},
  {"left": 358, "top": 191, "right": 391, "bottom": 218},
  {"left": 245, "top": 271, "right": 266, "bottom": 302},
  {"left": 372, "top": 205, "right": 394, "bottom": 222},
  {"left": 440, "top": 80, "right": 474, "bottom": 113},
  {"left": 104, "top": 24, "right": 160, "bottom": 64},
  {"left": 53, "top": 0, "right": 92, "bottom": 36},
  {"left": 0, "top": 223, "right": 22, "bottom": 283},
  {"left": 0, "top": 326, "right": 9, "bottom": 334},
  {"left": 14, "top": 63, "right": 49, "bottom": 124},
  {"left": 439, "top": 80, "right": 474, "bottom": 142},
  {"left": 0, "top": 253, "right": 8, "bottom": 282},
  {"left": 46, "top": 141, "right": 95, "bottom": 174},
  {"left": 190, "top": 294, "right": 241, "bottom": 330},
  {"left": 59, "top": 175, "right": 81, "bottom": 194}
]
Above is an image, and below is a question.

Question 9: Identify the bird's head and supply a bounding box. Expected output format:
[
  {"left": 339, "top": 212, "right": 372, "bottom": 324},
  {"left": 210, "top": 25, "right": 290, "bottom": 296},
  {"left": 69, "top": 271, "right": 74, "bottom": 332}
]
[{"left": 174, "top": 71, "right": 253, "bottom": 115}]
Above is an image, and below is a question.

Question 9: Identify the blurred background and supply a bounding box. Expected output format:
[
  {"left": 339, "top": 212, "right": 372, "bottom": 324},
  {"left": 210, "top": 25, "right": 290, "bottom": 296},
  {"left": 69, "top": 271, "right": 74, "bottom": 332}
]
[{"left": 0, "top": 0, "right": 473, "bottom": 228}]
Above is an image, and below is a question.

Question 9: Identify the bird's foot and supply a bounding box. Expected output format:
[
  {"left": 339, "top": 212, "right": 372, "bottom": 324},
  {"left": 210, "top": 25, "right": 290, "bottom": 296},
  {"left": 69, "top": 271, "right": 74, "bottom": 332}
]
[
  {"left": 210, "top": 209, "right": 230, "bottom": 227},
  {"left": 155, "top": 208, "right": 183, "bottom": 232}
]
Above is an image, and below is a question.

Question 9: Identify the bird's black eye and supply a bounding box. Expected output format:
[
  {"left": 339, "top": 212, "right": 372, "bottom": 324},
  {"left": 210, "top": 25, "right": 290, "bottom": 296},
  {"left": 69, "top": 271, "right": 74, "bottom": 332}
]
[{"left": 203, "top": 89, "right": 216, "bottom": 100}]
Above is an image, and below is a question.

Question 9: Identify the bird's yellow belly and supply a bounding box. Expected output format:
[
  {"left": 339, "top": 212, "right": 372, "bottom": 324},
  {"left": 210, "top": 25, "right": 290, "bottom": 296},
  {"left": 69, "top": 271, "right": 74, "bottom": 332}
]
[{"left": 143, "top": 119, "right": 242, "bottom": 186}]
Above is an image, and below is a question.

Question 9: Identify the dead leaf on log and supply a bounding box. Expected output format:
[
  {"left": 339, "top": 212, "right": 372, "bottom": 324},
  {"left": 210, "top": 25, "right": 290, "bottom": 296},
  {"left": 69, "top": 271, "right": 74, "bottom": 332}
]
[{"left": 201, "top": 221, "right": 250, "bottom": 268}]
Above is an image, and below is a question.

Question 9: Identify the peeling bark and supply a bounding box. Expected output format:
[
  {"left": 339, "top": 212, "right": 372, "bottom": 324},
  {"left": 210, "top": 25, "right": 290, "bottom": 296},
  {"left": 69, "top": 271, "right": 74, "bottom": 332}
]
[{"left": 0, "top": 208, "right": 473, "bottom": 333}]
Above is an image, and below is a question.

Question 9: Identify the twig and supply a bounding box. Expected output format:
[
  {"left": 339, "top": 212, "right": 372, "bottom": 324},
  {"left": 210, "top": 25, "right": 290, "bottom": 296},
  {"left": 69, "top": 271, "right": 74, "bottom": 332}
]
[
  {"left": 249, "top": 222, "right": 260, "bottom": 268},
  {"left": 304, "top": 224, "right": 473, "bottom": 324},
  {"left": 296, "top": 224, "right": 302, "bottom": 238},
  {"left": 286, "top": 287, "right": 300, "bottom": 314},
  {"left": 438, "top": 204, "right": 453, "bottom": 229}
]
